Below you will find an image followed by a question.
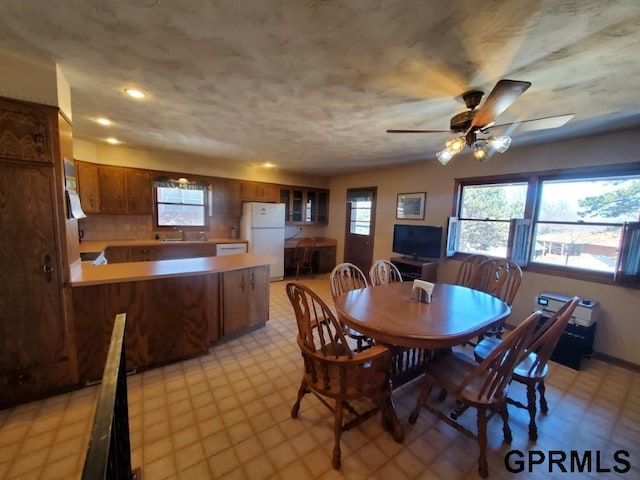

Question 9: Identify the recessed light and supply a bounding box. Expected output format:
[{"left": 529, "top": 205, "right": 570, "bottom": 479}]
[
  {"left": 261, "top": 162, "right": 276, "bottom": 169},
  {"left": 124, "top": 88, "right": 146, "bottom": 99},
  {"left": 106, "top": 137, "right": 120, "bottom": 144},
  {"left": 96, "top": 117, "right": 111, "bottom": 126}
]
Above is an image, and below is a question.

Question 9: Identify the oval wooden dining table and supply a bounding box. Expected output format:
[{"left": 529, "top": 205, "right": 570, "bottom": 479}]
[{"left": 334, "top": 281, "right": 511, "bottom": 350}]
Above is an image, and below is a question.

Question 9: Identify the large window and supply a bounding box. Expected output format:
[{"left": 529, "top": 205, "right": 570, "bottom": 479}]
[
  {"left": 533, "top": 177, "right": 639, "bottom": 272},
  {"left": 154, "top": 178, "right": 209, "bottom": 227},
  {"left": 458, "top": 182, "right": 527, "bottom": 257},
  {"left": 450, "top": 167, "right": 640, "bottom": 282}
]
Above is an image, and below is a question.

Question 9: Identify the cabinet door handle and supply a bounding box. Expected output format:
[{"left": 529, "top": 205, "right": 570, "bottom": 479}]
[
  {"left": 33, "top": 133, "right": 45, "bottom": 152},
  {"left": 250, "top": 272, "right": 255, "bottom": 290},
  {"left": 240, "top": 275, "right": 245, "bottom": 292},
  {"left": 43, "top": 254, "right": 54, "bottom": 282}
]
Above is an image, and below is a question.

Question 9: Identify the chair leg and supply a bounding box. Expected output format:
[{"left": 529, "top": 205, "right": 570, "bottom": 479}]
[
  {"left": 499, "top": 403, "right": 512, "bottom": 443},
  {"left": 408, "top": 383, "right": 433, "bottom": 425},
  {"left": 538, "top": 380, "right": 548, "bottom": 414},
  {"left": 526, "top": 383, "right": 538, "bottom": 441},
  {"left": 291, "top": 379, "right": 308, "bottom": 418},
  {"left": 332, "top": 400, "right": 344, "bottom": 469},
  {"left": 476, "top": 408, "right": 489, "bottom": 479}
]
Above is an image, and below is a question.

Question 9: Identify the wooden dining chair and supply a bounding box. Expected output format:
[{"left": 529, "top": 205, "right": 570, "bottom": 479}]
[
  {"left": 474, "top": 296, "right": 580, "bottom": 441},
  {"left": 471, "top": 258, "right": 523, "bottom": 339},
  {"left": 285, "top": 281, "right": 402, "bottom": 469},
  {"left": 369, "top": 259, "right": 403, "bottom": 286},
  {"left": 408, "top": 310, "right": 541, "bottom": 479},
  {"left": 455, "top": 254, "right": 490, "bottom": 287},
  {"left": 330, "top": 263, "right": 373, "bottom": 351},
  {"left": 293, "top": 237, "right": 316, "bottom": 280}
]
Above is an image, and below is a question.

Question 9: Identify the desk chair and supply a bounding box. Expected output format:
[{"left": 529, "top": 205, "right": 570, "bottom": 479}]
[
  {"left": 286, "top": 281, "right": 402, "bottom": 469},
  {"left": 293, "top": 237, "right": 315, "bottom": 280},
  {"left": 471, "top": 258, "right": 522, "bottom": 339},
  {"left": 409, "top": 310, "right": 541, "bottom": 479},
  {"left": 330, "top": 263, "right": 373, "bottom": 351},
  {"left": 474, "top": 296, "right": 580, "bottom": 440},
  {"left": 369, "top": 260, "right": 403, "bottom": 286}
]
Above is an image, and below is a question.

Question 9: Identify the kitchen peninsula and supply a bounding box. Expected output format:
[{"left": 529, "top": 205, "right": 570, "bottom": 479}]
[{"left": 71, "top": 252, "right": 273, "bottom": 383}]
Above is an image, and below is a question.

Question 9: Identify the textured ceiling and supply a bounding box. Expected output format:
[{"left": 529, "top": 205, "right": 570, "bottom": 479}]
[{"left": 1, "top": 0, "right": 640, "bottom": 175}]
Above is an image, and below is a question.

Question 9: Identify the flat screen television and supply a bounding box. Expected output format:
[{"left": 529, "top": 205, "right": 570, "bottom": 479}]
[{"left": 392, "top": 224, "right": 443, "bottom": 259}]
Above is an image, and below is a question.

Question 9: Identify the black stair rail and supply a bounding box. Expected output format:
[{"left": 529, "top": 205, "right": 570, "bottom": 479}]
[{"left": 82, "top": 313, "right": 139, "bottom": 480}]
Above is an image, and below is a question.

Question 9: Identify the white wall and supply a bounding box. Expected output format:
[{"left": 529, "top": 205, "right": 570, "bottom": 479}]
[{"left": 327, "top": 128, "right": 640, "bottom": 366}]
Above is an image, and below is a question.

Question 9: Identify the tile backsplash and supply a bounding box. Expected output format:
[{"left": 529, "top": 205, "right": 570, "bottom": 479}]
[{"left": 79, "top": 214, "right": 240, "bottom": 241}]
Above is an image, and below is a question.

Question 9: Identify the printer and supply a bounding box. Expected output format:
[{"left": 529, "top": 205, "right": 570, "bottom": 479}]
[
  {"left": 534, "top": 292, "right": 599, "bottom": 370},
  {"left": 534, "top": 292, "right": 600, "bottom": 327}
]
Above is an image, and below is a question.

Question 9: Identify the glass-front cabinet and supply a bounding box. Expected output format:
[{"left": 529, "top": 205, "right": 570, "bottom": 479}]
[{"left": 280, "top": 186, "right": 329, "bottom": 225}]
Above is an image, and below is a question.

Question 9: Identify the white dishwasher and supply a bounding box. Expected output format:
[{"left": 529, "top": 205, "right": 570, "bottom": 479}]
[{"left": 215, "top": 243, "right": 247, "bottom": 256}]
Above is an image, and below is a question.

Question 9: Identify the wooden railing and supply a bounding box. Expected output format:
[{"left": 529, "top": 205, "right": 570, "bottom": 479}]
[{"left": 82, "top": 313, "right": 140, "bottom": 480}]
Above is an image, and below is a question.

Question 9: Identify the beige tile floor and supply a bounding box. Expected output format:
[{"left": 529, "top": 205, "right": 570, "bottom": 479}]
[{"left": 1, "top": 274, "right": 639, "bottom": 479}]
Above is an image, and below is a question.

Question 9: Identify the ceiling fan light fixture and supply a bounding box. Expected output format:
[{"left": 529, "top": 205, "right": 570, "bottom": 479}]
[
  {"left": 473, "top": 144, "right": 487, "bottom": 161},
  {"left": 487, "top": 135, "right": 511, "bottom": 153},
  {"left": 445, "top": 136, "right": 465, "bottom": 154},
  {"left": 436, "top": 149, "right": 454, "bottom": 166}
]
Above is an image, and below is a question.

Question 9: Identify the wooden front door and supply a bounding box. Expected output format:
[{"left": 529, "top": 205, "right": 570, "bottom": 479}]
[{"left": 343, "top": 187, "right": 377, "bottom": 274}]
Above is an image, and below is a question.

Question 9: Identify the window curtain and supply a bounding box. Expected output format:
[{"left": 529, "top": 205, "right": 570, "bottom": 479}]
[{"left": 153, "top": 176, "right": 208, "bottom": 191}]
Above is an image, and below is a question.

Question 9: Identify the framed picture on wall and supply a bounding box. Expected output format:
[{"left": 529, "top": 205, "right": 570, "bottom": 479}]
[{"left": 396, "top": 192, "right": 426, "bottom": 220}]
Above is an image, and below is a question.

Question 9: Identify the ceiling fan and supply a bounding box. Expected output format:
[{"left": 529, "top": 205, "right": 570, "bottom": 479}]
[{"left": 387, "top": 79, "right": 574, "bottom": 165}]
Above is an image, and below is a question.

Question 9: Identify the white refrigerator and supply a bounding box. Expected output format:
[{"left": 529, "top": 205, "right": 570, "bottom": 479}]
[{"left": 241, "top": 202, "right": 285, "bottom": 281}]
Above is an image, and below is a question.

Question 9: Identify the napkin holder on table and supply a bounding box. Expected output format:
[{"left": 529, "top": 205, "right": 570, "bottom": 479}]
[{"left": 412, "top": 279, "right": 434, "bottom": 304}]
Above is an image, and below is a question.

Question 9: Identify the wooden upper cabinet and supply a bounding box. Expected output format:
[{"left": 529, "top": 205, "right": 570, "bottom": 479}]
[
  {"left": 0, "top": 97, "right": 55, "bottom": 164},
  {"left": 211, "top": 177, "right": 241, "bottom": 216},
  {"left": 126, "top": 169, "right": 152, "bottom": 214},
  {"left": 240, "top": 181, "right": 279, "bottom": 203},
  {"left": 98, "top": 165, "right": 127, "bottom": 213},
  {"left": 280, "top": 186, "right": 329, "bottom": 224},
  {"left": 75, "top": 161, "right": 153, "bottom": 214},
  {"left": 76, "top": 162, "right": 100, "bottom": 213}
]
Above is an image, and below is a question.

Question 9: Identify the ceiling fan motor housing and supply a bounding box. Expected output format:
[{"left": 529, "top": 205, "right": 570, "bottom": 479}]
[{"left": 450, "top": 110, "right": 478, "bottom": 132}]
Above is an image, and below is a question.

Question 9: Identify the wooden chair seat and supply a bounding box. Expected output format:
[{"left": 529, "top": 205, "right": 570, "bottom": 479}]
[
  {"left": 286, "top": 281, "right": 403, "bottom": 470},
  {"left": 330, "top": 263, "right": 374, "bottom": 351},
  {"left": 473, "top": 296, "right": 579, "bottom": 441},
  {"left": 409, "top": 310, "right": 540, "bottom": 478},
  {"left": 470, "top": 258, "right": 523, "bottom": 339}
]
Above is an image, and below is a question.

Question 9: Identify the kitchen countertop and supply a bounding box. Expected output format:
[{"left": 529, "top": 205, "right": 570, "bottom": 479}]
[
  {"left": 78, "top": 238, "right": 246, "bottom": 253},
  {"left": 70, "top": 253, "right": 274, "bottom": 287}
]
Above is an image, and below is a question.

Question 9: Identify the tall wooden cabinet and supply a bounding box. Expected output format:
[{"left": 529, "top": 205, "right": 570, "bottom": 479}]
[{"left": 0, "top": 97, "right": 76, "bottom": 409}]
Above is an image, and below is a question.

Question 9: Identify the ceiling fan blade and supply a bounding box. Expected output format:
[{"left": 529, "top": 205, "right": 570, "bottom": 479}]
[
  {"left": 386, "top": 129, "right": 451, "bottom": 134},
  {"left": 471, "top": 79, "right": 532, "bottom": 129},
  {"left": 484, "top": 114, "right": 574, "bottom": 134}
]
